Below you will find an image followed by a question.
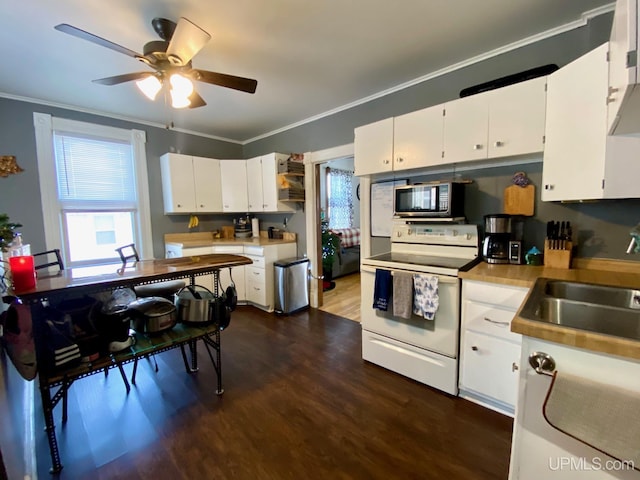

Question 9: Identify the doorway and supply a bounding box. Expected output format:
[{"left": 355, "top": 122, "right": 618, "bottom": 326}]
[{"left": 304, "top": 144, "right": 361, "bottom": 313}]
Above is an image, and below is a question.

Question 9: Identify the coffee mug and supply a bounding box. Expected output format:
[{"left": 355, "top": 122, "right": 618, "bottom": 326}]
[{"left": 525, "top": 246, "right": 543, "bottom": 266}]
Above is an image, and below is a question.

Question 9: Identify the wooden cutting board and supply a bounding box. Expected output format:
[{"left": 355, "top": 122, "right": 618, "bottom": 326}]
[{"left": 503, "top": 184, "right": 535, "bottom": 216}]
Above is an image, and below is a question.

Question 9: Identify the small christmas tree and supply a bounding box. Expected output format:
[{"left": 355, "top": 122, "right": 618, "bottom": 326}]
[{"left": 321, "top": 220, "right": 340, "bottom": 276}]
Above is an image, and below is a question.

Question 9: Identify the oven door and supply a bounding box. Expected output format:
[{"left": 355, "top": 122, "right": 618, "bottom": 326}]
[{"left": 360, "top": 264, "right": 460, "bottom": 357}]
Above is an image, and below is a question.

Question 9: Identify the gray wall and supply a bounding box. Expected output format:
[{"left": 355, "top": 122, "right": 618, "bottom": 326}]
[{"left": 2, "top": 11, "right": 637, "bottom": 263}]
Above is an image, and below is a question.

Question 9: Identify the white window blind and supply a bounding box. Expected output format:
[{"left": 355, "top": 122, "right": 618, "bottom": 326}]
[{"left": 53, "top": 132, "right": 136, "bottom": 205}]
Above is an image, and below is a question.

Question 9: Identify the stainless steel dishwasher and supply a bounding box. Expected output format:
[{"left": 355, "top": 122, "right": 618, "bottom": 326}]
[{"left": 274, "top": 257, "right": 309, "bottom": 314}]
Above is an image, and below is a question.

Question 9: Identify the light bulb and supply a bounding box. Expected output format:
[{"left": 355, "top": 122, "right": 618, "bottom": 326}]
[
  {"left": 135, "top": 75, "right": 162, "bottom": 100},
  {"left": 169, "top": 74, "right": 194, "bottom": 108}
]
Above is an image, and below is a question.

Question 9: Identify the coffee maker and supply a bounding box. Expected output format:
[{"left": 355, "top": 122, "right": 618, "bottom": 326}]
[{"left": 482, "top": 214, "right": 512, "bottom": 264}]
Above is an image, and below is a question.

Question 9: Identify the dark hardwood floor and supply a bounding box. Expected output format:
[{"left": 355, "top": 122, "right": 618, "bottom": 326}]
[{"left": 0, "top": 306, "right": 513, "bottom": 480}]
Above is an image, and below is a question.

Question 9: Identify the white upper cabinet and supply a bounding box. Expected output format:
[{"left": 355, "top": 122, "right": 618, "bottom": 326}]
[
  {"left": 543, "top": 43, "right": 640, "bottom": 201},
  {"left": 246, "top": 156, "right": 263, "bottom": 212},
  {"left": 192, "top": 156, "right": 222, "bottom": 212},
  {"left": 354, "top": 118, "right": 394, "bottom": 175},
  {"left": 607, "top": 0, "right": 640, "bottom": 135},
  {"left": 246, "top": 153, "right": 295, "bottom": 212},
  {"left": 220, "top": 160, "right": 249, "bottom": 212},
  {"left": 443, "top": 76, "right": 546, "bottom": 164},
  {"left": 442, "top": 92, "right": 489, "bottom": 163},
  {"left": 393, "top": 105, "right": 445, "bottom": 171},
  {"left": 355, "top": 108, "right": 445, "bottom": 176},
  {"left": 543, "top": 45, "right": 608, "bottom": 201},
  {"left": 160, "top": 153, "right": 222, "bottom": 214},
  {"left": 487, "top": 76, "right": 547, "bottom": 158}
]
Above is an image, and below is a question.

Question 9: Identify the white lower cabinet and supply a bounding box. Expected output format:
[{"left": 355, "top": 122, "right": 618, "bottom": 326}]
[
  {"left": 212, "top": 245, "right": 246, "bottom": 302},
  {"left": 459, "top": 279, "right": 528, "bottom": 416},
  {"left": 509, "top": 337, "right": 640, "bottom": 480}
]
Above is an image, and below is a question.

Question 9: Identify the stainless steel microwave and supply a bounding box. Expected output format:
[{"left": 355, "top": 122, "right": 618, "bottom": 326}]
[{"left": 393, "top": 181, "right": 465, "bottom": 218}]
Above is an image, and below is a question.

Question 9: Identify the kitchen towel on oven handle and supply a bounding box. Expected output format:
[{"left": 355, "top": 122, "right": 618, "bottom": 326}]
[
  {"left": 392, "top": 271, "right": 413, "bottom": 319},
  {"left": 413, "top": 274, "right": 439, "bottom": 320},
  {"left": 543, "top": 371, "right": 640, "bottom": 470},
  {"left": 372, "top": 269, "right": 392, "bottom": 311}
]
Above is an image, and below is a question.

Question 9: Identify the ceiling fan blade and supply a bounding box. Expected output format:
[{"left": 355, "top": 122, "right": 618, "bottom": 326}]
[
  {"left": 92, "top": 72, "right": 152, "bottom": 86},
  {"left": 188, "top": 91, "right": 207, "bottom": 109},
  {"left": 55, "top": 23, "right": 142, "bottom": 59},
  {"left": 192, "top": 70, "right": 257, "bottom": 94},
  {"left": 166, "top": 18, "right": 211, "bottom": 66}
]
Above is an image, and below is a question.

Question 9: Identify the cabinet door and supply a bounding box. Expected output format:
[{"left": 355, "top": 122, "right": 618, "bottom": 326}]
[
  {"left": 160, "top": 153, "right": 196, "bottom": 213},
  {"left": 542, "top": 44, "right": 608, "bottom": 201},
  {"left": 220, "top": 160, "right": 249, "bottom": 212},
  {"left": 393, "top": 105, "right": 444, "bottom": 170},
  {"left": 607, "top": 0, "right": 639, "bottom": 134},
  {"left": 442, "top": 93, "right": 489, "bottom": 163},
  {"left": 246, "top": 156, "right": 264, "bottom": 212},
  {"left": 261, "top": 153, "right": 291, "bottom": 212},
  {"left": 488, "top": 76, "right": 546, "bottom": 158},
  {"left": 246, "top": 265, "right": 267, "bottom": 306},
  {"left": 193, "top": 156, "right": 222, "bottom": 212},
  {"left": 461, "top": 330, "right": 520, "bottom": 409},
  {"left": 354, "top": 118, "right": 393, "bottom": 175},
  {"left": 219, "top": 266, "right": 245, "bottom": 302}
]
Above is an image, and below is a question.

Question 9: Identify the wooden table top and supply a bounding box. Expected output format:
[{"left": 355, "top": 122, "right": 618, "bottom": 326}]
[{"left": 10, "top": 253, "right": 252, "bottom": 302}]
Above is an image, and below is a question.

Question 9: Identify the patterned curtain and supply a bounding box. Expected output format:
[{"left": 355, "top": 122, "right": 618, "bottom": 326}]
[{"left": 327, "top": 168, "right": 354, "bottom": 229}]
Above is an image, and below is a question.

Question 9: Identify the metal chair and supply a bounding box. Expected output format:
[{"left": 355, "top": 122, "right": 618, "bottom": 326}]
[{"left": 33, "top": 249, "right": 64, "bottom": 273}]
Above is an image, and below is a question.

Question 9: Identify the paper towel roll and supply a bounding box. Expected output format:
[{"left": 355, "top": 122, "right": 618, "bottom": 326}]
[{"left": 252, "top": 218, "right": 260, "bottom": 237}]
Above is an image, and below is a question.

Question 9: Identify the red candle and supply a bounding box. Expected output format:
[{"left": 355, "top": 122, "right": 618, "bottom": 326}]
[{"left": 9, "top": 255, "right": 36, "bottom": 292}]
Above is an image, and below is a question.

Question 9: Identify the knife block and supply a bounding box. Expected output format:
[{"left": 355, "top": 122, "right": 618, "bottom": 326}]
[{"left": 544, "top": 240, "right": 572, "bottom": 269}]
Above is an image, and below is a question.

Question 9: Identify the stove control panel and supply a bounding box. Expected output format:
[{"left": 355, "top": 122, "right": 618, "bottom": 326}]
[{"left": 392, "top": 220, "right": 478, "bottom": 246}]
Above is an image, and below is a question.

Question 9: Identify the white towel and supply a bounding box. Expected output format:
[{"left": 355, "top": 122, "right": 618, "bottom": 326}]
[
  {"left": 413, "top": 274, "right": 439, "bottom": 320},
  {"left": 392, "top": 272, "right": 413, "bottom": 319}
]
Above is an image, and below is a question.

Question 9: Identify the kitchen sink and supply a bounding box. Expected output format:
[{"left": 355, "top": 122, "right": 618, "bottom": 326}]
[{"left": 519, "top": 278, "right": 640, "bottom": 341}]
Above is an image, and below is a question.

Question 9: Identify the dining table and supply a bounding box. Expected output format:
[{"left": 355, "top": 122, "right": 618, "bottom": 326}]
[{"left": 4, "top": 253, "right": 252, "bottom": 473}]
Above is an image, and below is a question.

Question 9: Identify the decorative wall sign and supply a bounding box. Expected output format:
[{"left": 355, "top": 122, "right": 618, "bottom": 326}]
[{"left": 0, "top": 156, "right": 24, "bottom": 177}]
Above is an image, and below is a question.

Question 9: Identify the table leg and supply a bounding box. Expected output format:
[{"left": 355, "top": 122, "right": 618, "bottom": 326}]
[{"left": 39, "top": 381, "right": 63, "bottom": 473}]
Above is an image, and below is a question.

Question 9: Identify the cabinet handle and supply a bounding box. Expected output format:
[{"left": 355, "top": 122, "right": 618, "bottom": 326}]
[
  {"left": 483, "top": 316, "right": 509, "bottom": 327},
  {"left": 397, "top": 157, "right": 403, "bottom": 163},
  {"left": 200, "top": 204, "right": 204, "bottom": 207},
  {"left": 512, "top": 362, "right": 519, "bottom": 372},
  {"left": 544, "top": 184, "right": 554, "bottom": 191},
  {"left": 494, "top": 141, "right": 504, "bottom": 147},
  {"left": 471, "top": 346, "right": 478, "bottom": 351},
  {"left": 473, "top": 144, "right": 483, "bottom": 150},
  {"left": 383, "top": 159, "right": 390, "bottom": 165},
  {"left": 177, "top": 204, "right": 182, "bottom": 207}
]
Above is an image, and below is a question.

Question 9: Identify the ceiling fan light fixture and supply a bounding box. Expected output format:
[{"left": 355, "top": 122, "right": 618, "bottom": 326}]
[
  {"left": 136, "top": 75, "right": 162, "bottom": 100},
  {"left": 166, "top": 17, "right": 211, "bottom": 66}
]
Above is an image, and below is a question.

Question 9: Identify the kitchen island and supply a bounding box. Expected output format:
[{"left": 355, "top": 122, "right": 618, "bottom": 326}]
[{"left": 6, "top": 253, "right": 252, "bottom": 474}]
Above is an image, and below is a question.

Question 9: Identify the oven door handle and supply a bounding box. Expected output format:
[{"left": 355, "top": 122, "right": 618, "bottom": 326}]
[{"left": 360, "top": 264, "right": 459, "bottom": 284}]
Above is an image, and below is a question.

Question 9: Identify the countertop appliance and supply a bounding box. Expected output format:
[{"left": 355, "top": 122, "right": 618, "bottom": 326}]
[
  {"left": 393, "top": 181, "right": 466, "bottom": 218},
  {"left": 482, "top": 214, "right": 512, "bottom": 264},
  {"left": 360, "top": 219, "right": 479, "bottom": 395}
]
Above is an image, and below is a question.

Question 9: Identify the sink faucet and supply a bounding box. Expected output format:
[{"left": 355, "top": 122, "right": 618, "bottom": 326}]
[{"left": 626, "top": 224, "right": 640, "bottom": 254}]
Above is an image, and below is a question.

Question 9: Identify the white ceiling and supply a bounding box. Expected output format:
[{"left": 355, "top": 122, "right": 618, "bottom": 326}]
[{"left": 1, "top": 0, "right": 613, "bottom": 143}]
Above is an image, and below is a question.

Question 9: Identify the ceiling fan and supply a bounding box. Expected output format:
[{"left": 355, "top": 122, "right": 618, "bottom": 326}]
[{"left": 54, "top": 17, "right": 257, "bottom": 109}]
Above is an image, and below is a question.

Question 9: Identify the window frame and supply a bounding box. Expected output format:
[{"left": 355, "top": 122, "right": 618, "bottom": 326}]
[{"left": 33, "top": 112, "right": 153, "bottom": 266}]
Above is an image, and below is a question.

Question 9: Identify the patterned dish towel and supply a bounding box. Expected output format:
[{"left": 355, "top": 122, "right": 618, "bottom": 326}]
[{"left": 413, "top": 274, "right": 439, "bottom": 320}]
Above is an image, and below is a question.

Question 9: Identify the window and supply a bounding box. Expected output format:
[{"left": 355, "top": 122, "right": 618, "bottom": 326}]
[
  {"left": 34, "top": 113, "right": 152, "bottom": 268},
  {"left": 326, "top": 167, "right": 354, "bottom": 229}
]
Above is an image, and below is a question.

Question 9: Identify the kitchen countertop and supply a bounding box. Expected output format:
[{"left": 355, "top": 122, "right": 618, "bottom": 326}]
[
  {"left": 165, "top": 232, "right": 296, "bottom": 249},
  {"left": 460, "top": 258, "right": 640, "bottom": 361}
]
